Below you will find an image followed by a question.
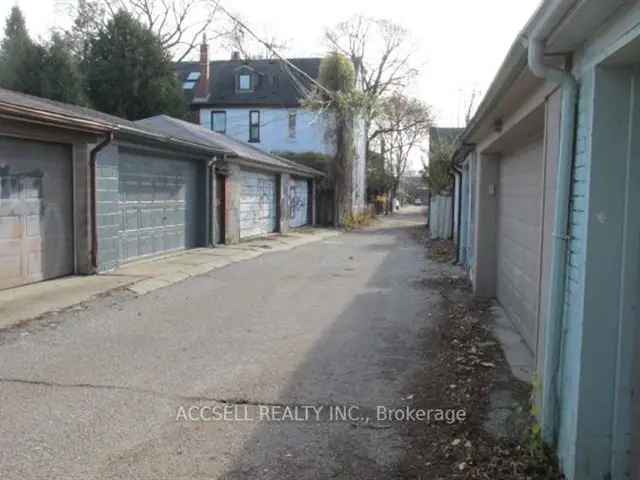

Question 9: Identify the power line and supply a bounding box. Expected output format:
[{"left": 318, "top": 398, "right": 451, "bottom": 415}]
[{"left": 215, "top": 1, "right": 333, "bottom": 98}]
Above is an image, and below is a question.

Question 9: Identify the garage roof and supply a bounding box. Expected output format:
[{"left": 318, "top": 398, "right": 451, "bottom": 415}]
[
  {"left": 136, "top": 115, "right": 325, "bottom": 178},
  {"left": 0, "top": 88, "right": 231, "bottom": 155}
]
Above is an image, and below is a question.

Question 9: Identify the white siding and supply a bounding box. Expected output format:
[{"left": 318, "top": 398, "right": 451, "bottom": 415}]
[
  {"left": 496, "top": 138, "right": 544, "bottom": 352},
  {"left": 199, "top": 107, "right": 335, "bottom": 156}
]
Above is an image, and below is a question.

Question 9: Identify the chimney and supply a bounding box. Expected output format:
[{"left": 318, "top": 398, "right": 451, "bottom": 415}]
[
  {"left": 195, "top": 33, "right": 210, "bottom": 100},
  {"left": 231, "top": 51, "right": 240, "bottom": 61}
]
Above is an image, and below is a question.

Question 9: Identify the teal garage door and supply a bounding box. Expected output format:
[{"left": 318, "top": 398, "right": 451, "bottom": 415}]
[{"left": 118, "top": 150, "right": 205, "bottom": 263}]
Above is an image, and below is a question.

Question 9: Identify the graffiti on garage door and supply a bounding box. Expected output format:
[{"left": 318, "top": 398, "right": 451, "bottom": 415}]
[
  {"left": 288, "top": 177, "right": 309, "bottom": 228},
  {"left": 240, "top": 171, "right": 277, "bottom": 238}
]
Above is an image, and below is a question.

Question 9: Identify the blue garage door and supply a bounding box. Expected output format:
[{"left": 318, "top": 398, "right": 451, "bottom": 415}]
[{"left": 118, "top": 150, "right": 205, "bottom": 263}]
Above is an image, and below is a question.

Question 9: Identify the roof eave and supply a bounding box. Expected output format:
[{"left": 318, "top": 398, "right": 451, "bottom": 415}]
[
  {"left": 0, "top": 100, "right": 114, "bottom": 135},
  {"left": 118, "top": 125, "right": 228, "bottom": 157},
  {"left": 459, "top": 1, "right": 553, "bottom": 145},
  {"left": 227, "top": 156, "right": 325, "bottom": 178}
]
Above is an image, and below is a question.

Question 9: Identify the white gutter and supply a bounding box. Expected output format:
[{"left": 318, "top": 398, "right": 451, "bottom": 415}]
[{"left": 527, "top": 0, "right": 578, "bottom": 445}]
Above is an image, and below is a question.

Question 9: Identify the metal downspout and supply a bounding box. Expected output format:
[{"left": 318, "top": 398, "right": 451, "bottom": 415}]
[
  {"left": 453, "top": 165, "right": 463, "bottom": 264},
  {"left": 527, "top": 0, "right": 578, "bottom": 445},
  {"left": 90, "top": 133, "right": 115, "bottom": 271}
]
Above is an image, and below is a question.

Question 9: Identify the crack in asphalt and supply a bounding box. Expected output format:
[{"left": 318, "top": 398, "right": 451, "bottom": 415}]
[
  {"left": 0, "top": 377, "right": 397, "bottom": 427},
  {"left": 0, "top": 377, "right": 292, "bottom": 408}
]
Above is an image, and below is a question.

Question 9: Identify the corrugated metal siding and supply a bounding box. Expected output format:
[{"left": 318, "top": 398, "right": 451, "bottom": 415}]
[
  {"left": 239, "top": 169, "right": 277, "bottom": 238},
  {"left": 496, "top": 138, "right": 544, "bottom": 352},
  {"left": 289, "top": 177, "right": 309, "bottom": 228},
  {"left": 429, "top": 195, "right": 453, "bottom": 239}
]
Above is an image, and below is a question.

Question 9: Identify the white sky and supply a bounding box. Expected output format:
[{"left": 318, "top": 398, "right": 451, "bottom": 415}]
[{"left": 1, "top": 0, "right": 540, "bottom": 167}]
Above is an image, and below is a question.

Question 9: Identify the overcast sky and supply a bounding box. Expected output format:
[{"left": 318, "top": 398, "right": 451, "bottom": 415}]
[
  {"left": 2, "top": 0, "right": 540, "bottom": 123},
  {"left": 1, "top": 0, "right": 540, "bottom": 168}
]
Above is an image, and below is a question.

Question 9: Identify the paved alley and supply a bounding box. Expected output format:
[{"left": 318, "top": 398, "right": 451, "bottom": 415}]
[{"left": 0, "top": 208, "right": 451, "bottom": 479}]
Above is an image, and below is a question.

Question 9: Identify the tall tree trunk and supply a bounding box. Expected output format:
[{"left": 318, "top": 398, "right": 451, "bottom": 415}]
[{"left": 334, "top": 111, "right": 355, "bottom": 226}]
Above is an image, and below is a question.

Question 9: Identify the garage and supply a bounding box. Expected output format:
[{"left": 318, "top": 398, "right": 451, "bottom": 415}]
[
  {"left": 289, "top": 177, "right": 310, "bottom": 228},
  {"left": 239, "top": 169, "right": 277, "bottom": 238},
  {"left": 496, "top": 138, "right": 543, "bottom": 352},
  {"left": 118, "top": 150, "right": 206, "bottom": 263},
  {"left": 0, "top": 136, "right": 74, "bottom": 290}
]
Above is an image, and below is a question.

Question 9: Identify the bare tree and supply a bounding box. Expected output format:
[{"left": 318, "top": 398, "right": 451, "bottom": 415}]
[
  {"left": 219, "top": 17, "right": 289, "bottom": 60},
  {"left": 461, "top": 87, "right": 481, "bottom": 126},
  {"left": 423, "top": 136, "right": 458, "bottom": 196},
  {"left": 326, "top": 15, "right": 419, "bottom": 144},
  {"left": 376, "top": 93, "right": 432, "bottom": 203},
  {"left": 58, "top": 0, "right": 224, "bottom": 61}
]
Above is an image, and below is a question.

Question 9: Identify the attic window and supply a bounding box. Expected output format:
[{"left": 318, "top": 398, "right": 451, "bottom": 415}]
[
  {"left": 187, "top": 72, "right": 201, "bottom": 81},
  {"left": 239, "top": 74, "right": 251, "bottom": 91},
  {"left": 183, "top": 81, "right": 196, "bottom": 90}
]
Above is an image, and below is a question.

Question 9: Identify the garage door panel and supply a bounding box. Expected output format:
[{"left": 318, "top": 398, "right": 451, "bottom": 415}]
[
  {"left": 117, "top": 151, "right": 204, "bottom": 263},
  {"left": 239, "top": 170, "right": 277, "bottom": 238},
  {"left": 496, "top": 138, "right": 543, "bottom": 352},
  {"left": 0, "top": 137, "right": 73, "bottom": 290},
  {"left": 289, "top": 177, "right": 309, "bottom": 228},
  {"left": 498, "top": 240, "right": 539, "bottom": 279},
  {"left": 498, "top": 218, "right": 540, "bottom": 255},
  {"left": 496, "top": 278, "right": 537, "bottom": 347}
]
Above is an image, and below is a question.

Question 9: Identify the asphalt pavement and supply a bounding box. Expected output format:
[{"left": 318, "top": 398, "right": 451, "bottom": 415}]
[{"left": 0, "top": 207, "right": 448, "bottom": 480}]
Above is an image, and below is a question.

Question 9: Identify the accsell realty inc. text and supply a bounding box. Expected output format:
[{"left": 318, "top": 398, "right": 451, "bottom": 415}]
[{"left": 176, "top": 404, "right": 467, "bottom": 425}]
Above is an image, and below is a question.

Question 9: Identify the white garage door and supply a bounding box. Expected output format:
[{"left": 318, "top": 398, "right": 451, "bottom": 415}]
[
  {"left": 118, "top": 150, "right": 205, "bottom": 263},
  {"left": 0, "top": 137, "right": 74, "bottom": 290},
  {"left": 239, "top": 170, "right": 277, "bottom": 238},
  {"left": 496, "top": 138, "right": 543, "bottom": 352},
  {"left": 289, "top": 177, "right": 309, "bottom": 228}
]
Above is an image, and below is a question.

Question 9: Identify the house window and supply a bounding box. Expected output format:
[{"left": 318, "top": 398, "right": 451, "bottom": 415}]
[
  {"left": 212, "top": 111, "right": 226, "bottom": 134},
  {"left": 288, "top": 111, "right": 297, "bottom": 139},
  {"left": 239, "top": 73, "right": 251, "bottom": 91},
  {"left": 249, "top": 110, "right": 260, "bottom": 142}
]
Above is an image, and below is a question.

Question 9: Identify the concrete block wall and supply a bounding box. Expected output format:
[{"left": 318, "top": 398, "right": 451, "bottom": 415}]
[
  {"left": 556, "top": 70, "right": 593, "bottom": 480},
  {"left": 95, "top": 143, "right": 120, "bottom": 272}
]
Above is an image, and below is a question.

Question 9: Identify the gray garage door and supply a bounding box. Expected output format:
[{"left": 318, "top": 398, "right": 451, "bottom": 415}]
[
  {"left": 0, "top": 136, "right": 74, "bottom": 290},
  {"left": 289, "top": 177, "right": 309, "bottom": 228},
  {"left": 118, "top": 150, "right": 205, "bottom": 263},
  {"left": 496, "top": 138, "right": 543, "bottom": 352},
  {"left": 239, "top": 169, "right": 277, "bottom": 238}
]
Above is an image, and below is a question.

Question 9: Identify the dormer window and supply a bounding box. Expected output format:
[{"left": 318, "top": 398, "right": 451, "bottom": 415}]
[{"left": 239, "top": 73, "right": 251, "bottom": 91}]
